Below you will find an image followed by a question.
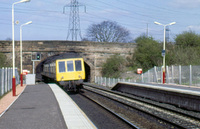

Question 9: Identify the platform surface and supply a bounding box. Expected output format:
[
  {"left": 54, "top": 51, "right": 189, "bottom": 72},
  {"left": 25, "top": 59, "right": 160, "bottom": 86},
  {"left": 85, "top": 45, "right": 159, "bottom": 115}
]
[
  {"left": 113, "top": 82, "right": 200, "bottom": 95},
  {"left": 0, "top": 84, "right": 96, "bottom": 129},
  {"left": 49, "top": 83, "right": 96, "bottom": 129}
]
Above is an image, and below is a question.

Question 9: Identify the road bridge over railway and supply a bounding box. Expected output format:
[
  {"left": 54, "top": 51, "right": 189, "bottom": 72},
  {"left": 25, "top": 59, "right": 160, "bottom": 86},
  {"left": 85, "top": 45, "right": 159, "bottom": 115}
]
[{"left": 0, "top": 40, "right": 136, "bottom": 82}]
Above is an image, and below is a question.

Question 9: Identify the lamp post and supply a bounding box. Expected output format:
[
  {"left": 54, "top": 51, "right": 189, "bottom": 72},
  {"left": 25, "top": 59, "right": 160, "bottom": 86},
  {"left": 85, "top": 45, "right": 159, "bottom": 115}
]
[
  {"left": 20, "top": 21, "right": 32, "bottom": 86},
  {"left": 154, "top": 21, "right": 176, "bottom": 84},
  {"left": 12, "top": 0, "right": 30, "bottom": 96}
]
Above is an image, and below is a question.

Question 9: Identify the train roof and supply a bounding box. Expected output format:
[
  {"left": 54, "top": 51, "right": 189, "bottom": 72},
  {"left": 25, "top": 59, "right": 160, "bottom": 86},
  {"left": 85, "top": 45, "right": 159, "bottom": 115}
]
[{"left": 43, "top": 52, "right": 81, "bottom": 64}]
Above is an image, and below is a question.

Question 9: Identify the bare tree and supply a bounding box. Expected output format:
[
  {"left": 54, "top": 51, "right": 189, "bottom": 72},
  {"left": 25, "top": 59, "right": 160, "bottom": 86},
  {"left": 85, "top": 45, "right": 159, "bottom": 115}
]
[{"left": 85, "top": 21, "right": 132, "bottom": 43}]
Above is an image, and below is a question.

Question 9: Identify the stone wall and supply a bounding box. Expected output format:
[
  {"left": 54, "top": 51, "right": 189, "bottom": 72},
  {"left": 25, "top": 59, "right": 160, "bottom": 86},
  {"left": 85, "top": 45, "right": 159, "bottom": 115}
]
[{"left": 0, "top": 40, "right": 136, "bottom": 82}]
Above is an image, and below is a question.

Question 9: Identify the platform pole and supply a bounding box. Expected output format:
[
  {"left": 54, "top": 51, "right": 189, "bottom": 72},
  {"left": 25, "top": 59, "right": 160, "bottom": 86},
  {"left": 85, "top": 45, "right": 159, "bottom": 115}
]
[
  {"left": 20, "top": 73, "right": 23, "bottom": 86},
  {"left": 12, "top": 77, "right": 16, "bottom": 96}
]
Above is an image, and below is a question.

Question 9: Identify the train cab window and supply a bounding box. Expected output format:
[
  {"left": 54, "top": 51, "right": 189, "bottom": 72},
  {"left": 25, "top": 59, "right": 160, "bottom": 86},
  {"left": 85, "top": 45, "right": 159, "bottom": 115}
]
[
  {"left": 67, "top": 61, "right": 74, "bottom": 72},
  {"left": 58, "top": 61, "right": 66, "bottom": 73},
  {"left": 75, "top": 60, "right": 82, "bottom": 71}
]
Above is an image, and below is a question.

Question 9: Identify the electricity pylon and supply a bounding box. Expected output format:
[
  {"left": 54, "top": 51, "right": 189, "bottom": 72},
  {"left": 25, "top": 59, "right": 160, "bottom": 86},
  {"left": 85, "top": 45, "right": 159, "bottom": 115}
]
[{"left": 63, "top": 0, "right": 86, "bottom": 41}]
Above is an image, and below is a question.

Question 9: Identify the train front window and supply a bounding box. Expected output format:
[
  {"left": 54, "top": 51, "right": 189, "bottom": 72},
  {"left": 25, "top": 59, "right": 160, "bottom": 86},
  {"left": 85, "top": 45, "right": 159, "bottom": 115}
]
[
  {"left": 67, "top": 61, "right": 74, "bottom": 72},
  {"left": 75, "top": 60, "right": 82, "bottom": 71},
  {"left": 59, "top": 61, "right": 66, "bottom": 73}
]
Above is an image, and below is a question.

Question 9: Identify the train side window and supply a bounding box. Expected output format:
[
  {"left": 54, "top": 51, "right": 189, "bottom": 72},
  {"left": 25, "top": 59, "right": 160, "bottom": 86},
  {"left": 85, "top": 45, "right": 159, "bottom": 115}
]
[
  {"left": 67, "top": 61, "right": 74, "bottom": 72},
  {"left": 58, "top": 61, "right": 66, "bottom": 73},
  {"left": 75, "top": 60, "right": 82, "bottom": 71}
]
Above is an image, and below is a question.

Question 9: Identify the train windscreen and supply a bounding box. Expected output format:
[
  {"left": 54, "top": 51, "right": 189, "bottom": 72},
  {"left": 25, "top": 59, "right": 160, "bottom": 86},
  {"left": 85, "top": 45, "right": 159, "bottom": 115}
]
[
  {"left": 75, "top": 60, "right": 82, "bottom": 71},
  {"left": 67, "top": 61, "right": 74, "bottom": 72}
]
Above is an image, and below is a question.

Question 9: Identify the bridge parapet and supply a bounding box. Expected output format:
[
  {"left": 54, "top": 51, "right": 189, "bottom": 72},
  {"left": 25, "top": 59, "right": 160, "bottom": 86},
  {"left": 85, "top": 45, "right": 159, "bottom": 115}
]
[{"left": 0, "top": 40, "right": 136, "bottom": 82}]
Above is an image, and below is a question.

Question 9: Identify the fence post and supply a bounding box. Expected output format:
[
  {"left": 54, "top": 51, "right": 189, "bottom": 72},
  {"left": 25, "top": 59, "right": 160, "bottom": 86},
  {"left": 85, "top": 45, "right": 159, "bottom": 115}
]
[
  {"left": 103, "top": 77, "right": 104, "bottom": 86},
  {"left": 171, "top": 65, "right": 174, "bottom": 83},
  {"left": 179, "top": 65, "right": 182, "bottom": 84},
  {"left": 15, "top": 67, "right": 19, "bottom": 85},
  {"left": 95, "top": 76, "right": 98, "bottom": 84},
  {"left": 141, "top": 74, "right": 144, "bottom": 83},
  {"left": 8, "top": 68, "right": 10, "bottom": 91},
  {"left": 96, "top": 76, "right": 97, "bottom": 84},
  {"left": 190, "top": 65, "right": 192, "bottom": 86},
  {"left": 1, "top": 67, "right": 4, "bottom": 96},
  {"left": 105, "top": 77, "right": 106, "bottom": 86},
  {"left": 108, "top": 78, "right": 110, "bottom": 87},
  {"left": 154, "top": 66, "right": 158, "bottom": 83},
  {"left": 5, "top": 67, "right": 7, "bottom": 93},
  {"left": 166, "top": 66, "right": 169, "bottom": 83},
  {"left": 10, "top": 68, "right": 12, "bottom": 90},
  {"left": 147, "top": 70, "right": 150, "bottom": 83},
  {"left": 97, "top": 77, "right": 99, "bottom": 84},
  {"left": 99, "top": 77, "right": 101, "bottom": 85},
  {"left": 100, "top": 77, "right": 101, "bottom": 85},
  {"left": 161, "top": 67, "right": 163, "bottom": 83},
  {"left": 7, "top": 68, "right": 9, "bottom": 91}
]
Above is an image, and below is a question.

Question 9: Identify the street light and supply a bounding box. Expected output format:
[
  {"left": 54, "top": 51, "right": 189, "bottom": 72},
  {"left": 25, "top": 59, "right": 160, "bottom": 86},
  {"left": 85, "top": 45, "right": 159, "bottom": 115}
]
[
  {"left": 12, "top": 0, "right": 30, "bottom": 96},
  {"left": 20, "top": 21, "right": 32, "bottom": 86},
  {"left": 154, "top": 21, "right": 176, "bottom": 84}
]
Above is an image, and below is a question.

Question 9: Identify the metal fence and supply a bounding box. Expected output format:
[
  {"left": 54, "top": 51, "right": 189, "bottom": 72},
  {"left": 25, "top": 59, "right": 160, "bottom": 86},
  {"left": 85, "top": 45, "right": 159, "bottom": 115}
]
[
  {"left": 95, "top": 65, "right": 200, "bottom": 87},
  {"left": 0, "top": 68, "right": 20, "bottom": 97}
]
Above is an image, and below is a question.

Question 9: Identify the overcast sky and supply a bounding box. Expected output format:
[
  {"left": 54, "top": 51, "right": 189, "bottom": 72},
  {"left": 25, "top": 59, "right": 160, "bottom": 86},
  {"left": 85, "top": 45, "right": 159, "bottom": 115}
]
[{"left": 1, "top": 0, "right": 200, "bottom": 42}]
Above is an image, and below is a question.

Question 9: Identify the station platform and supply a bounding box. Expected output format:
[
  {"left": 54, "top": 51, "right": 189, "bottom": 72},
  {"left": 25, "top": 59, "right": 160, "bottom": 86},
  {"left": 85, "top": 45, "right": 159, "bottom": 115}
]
[
  {"left": 0, "top": 83, "right": 96, "bottom": 129},
  {"left": 112, "top": 82, "right": 200, "bottom": 111}
]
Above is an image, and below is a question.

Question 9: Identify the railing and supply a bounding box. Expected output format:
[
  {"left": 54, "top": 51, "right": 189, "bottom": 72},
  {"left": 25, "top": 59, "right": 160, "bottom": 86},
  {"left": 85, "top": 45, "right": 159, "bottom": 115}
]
[
  {"left": 95, "top": 65, "right": 200, "bottom": 87},
  {"left": 95, "top": 76, "right": 135, "bottom": 88},
  {"left": 141, "top": 65, "right": 200, "bottom": 86},
  {"left": 0, "top": 68, "right": 20, "bottom": 98}
]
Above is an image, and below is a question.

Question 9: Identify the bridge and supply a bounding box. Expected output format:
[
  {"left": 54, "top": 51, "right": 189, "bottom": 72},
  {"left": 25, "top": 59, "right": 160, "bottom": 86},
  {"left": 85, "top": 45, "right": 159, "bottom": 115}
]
[{"left": 0, "top": 40, "right": 136, "bottom": 82}]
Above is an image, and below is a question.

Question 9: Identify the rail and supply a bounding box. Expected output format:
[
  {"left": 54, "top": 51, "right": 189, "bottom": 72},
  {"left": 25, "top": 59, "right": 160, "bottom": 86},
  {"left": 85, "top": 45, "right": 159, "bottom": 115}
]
[{"left": 0, "top": 67, "right": 20, "bottom": 98}]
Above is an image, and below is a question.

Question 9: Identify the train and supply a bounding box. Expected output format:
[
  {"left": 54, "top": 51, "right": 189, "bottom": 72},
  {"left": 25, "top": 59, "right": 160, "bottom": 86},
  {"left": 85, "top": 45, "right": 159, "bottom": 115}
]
[{"left": 41, "top": 53, "right": 85, "bottom": 92}]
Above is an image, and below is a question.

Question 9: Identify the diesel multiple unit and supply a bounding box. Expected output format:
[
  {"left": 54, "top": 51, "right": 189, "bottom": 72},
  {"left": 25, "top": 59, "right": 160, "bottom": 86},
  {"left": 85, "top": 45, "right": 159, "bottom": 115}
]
[{"left": 42, "top": 54, "right": 85, "bottom": 92}]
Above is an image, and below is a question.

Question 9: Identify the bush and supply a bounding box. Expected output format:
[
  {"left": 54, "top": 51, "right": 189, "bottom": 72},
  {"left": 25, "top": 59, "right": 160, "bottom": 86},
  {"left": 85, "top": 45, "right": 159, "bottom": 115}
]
[
  {"left": 101, "top": 54, "right": 126, "bottom": 78},
  {"left": 130, "top": 35, "right": 162, "bottom": 72},
  {"left": 175, "top": 31, "right": 200, "bottom": 48},
  {"left": 167, "top": 46, "right": 200, "bottom": 65}
]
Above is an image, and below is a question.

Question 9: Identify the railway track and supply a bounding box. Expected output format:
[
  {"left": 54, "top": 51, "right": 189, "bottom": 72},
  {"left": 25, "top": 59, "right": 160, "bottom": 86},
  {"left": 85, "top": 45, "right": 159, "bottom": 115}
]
[
  {"left": 80, "top": 88, "right": 139, "bottom": 129},
  {"left": 81, "top": 83, "right": 200, "bottom": 128}
]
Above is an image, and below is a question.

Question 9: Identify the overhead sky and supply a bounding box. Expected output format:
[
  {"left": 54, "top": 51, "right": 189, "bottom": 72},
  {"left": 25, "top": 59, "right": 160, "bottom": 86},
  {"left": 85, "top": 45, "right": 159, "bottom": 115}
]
[{"left": 1, "top": 0, "right": 200, "bottom": 42}]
